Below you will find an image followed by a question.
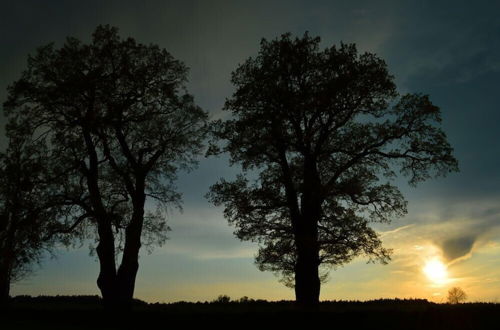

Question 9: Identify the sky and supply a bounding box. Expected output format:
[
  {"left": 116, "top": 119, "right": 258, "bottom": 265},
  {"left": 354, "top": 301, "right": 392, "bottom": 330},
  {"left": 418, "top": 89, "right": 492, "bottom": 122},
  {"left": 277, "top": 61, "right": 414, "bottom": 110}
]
[{"left": 1, "top": 0, "right": 500, "bottom": 303}]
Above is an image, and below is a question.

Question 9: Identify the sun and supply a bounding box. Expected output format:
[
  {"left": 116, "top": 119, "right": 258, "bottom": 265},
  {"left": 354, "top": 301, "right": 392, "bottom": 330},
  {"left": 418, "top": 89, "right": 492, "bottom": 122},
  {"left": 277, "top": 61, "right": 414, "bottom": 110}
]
[{"left": 423, "top": 258, "right": 448, "bottom": 284}]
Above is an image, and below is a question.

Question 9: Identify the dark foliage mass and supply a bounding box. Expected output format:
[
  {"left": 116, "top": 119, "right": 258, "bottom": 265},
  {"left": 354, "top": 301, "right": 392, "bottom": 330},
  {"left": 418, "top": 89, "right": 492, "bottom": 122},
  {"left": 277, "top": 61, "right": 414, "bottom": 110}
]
[
  {"left": 208, "top": 33, "right": 458, "bottom": 305},
  {"left": 0, "top": 128, "right": 65, "bottom": 305}
]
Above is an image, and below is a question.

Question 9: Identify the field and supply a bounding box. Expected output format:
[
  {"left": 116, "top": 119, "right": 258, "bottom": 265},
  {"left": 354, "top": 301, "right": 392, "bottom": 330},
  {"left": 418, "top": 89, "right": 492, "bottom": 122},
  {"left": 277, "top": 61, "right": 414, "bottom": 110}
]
[{"left": 2, "top": 296, "right": 500, "bottom": 330}]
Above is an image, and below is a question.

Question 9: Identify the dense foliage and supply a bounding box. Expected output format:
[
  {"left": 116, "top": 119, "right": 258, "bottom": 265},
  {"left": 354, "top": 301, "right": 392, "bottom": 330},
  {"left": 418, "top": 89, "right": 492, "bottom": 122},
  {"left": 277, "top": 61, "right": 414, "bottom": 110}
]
[
  {"left": 208, "top": 33, "right": 458, "bottom": 304},
  {"left": 3, "top": 25, "right": 208, "bottom": 307}
]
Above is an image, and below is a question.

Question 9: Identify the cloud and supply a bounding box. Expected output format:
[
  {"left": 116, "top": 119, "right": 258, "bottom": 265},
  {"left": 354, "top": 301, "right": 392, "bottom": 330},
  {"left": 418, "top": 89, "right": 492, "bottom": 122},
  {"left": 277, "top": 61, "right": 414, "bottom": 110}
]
[
  {"left": 381, "top": 197, "right": 500, "bottom": 264},
  {"left": 149, "top": 204, "right": 258, "bottom": 261},
  {"left": 441, "top": 236, "right": 476, "bottom": 262},
  {"left": 379, "top": 224, "right": 415, "bottom": 238}
]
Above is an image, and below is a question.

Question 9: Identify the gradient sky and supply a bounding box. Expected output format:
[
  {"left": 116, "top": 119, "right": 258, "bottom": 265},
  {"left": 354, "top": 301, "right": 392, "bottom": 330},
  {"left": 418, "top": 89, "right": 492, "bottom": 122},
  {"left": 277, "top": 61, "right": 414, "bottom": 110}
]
[{"left": 2, "top": 0, "right": 500, "bottom": 303}]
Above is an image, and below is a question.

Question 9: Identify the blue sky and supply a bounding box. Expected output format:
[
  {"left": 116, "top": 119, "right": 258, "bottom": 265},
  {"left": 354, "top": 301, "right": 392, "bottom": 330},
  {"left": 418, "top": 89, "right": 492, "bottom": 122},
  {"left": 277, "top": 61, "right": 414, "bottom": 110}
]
[{"left": 2, "top": 0, "right": 500, "bottom": 302}]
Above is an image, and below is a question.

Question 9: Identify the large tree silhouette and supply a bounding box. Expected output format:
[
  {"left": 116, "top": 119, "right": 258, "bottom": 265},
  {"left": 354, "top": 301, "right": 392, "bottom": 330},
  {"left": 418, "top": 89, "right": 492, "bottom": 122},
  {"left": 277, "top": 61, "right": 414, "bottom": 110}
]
[
  {"left": 4, "top": 25, "right": 208, "bottom": 308},
  {"left": 207, "top": 33, "right": 458, "bottom": 306}
]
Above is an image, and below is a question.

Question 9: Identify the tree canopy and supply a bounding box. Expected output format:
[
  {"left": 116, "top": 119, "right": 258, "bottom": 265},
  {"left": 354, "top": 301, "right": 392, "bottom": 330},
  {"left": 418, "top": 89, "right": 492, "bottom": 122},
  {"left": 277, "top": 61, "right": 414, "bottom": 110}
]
[
  {"left": 3, "top": 25, "right": 208, "bottom": 308},
  {"left": 207, "top": 33, "right": 458, "bottom": 305},
  {"left": 0, "top": 126, "right": 62, "bottom": 304},
  {"left": 447, "top": 287, "right": 467, "bottom": 304}
]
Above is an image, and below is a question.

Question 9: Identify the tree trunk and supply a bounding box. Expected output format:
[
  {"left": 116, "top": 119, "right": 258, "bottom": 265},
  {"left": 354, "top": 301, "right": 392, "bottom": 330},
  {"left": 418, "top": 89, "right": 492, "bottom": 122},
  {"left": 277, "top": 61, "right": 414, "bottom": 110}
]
[
  {"left": 0, "top": 215, "right": 15, "bottom": 307},
  {"left": 95, "top": 220, "right": 118, "bottom": 309},
  {"left": 115, "top": 186, "right": 145, "bottom": 309},
  {"left": 0, "top": 262, "right": 11, "bottom": 306},
  {"left": 116, "top": 221, "right": 141, "bottom": 307},
  {"left": 294, "top": 224, "right": 320, "bottom": 307},
  {"left": 294, "top": 155, "right": 321, "bottom": 307},
  {"left": 83, "top": 127, "right": 123, "bottom": 309}
]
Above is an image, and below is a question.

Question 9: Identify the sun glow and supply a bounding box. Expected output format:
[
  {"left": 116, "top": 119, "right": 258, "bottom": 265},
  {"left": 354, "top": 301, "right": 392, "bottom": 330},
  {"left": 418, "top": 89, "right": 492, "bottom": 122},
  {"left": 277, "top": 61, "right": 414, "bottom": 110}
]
[{"left": 423, "top": 258, "right": 448, "bottom": 285}]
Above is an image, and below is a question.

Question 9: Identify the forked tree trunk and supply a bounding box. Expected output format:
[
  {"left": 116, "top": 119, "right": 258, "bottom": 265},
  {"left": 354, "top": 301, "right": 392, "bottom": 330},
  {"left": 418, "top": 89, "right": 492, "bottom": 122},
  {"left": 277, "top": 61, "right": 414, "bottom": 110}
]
[
  {"left": 96, "top": 187, "right": 146, "bottom": 310},
  {"left": 96, "top": 216, "right": 141, "bottom": 310},
  {"left": 83, "top": 127, "right": 120, "bottom": 308}
]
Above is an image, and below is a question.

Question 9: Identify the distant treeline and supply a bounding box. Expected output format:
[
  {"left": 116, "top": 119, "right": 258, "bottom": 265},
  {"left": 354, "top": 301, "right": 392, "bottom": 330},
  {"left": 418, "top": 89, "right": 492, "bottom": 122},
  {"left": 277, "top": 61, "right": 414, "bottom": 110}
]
[
  {"left": 4, "top": 295, "right": 500, "bottom": 330},
  {"left": 5, "top": 294, "right": 448, "bottom": 306}
]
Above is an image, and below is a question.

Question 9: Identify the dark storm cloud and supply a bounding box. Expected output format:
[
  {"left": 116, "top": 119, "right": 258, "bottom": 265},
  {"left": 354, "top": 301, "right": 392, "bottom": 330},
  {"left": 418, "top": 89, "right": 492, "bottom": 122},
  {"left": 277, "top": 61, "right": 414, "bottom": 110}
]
[
  {"left": 441, "top": 236, "right": 476, "bottom": 261},
  {"left": 432, "top": 204, "right": 500, "bottom": 262}
]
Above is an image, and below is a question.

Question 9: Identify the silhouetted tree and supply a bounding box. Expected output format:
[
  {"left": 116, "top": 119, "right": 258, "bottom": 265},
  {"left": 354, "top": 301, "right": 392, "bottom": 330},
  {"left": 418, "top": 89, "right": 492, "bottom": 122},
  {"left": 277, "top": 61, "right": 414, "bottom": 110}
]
[
  {"left": 212, "top": 295, "right": 231, "bottom": 304},
  {"left": 207, "top": 33, "right": 458, "bottom": 307},
  {"left": 447, "top": 287, "right": 467, "bottom": 304},
  {"left": 0, "top": 127, "right": 61, "bottom": 305},
  {"left": 4, "top": 25, "right": 208, "bottom": 309}
]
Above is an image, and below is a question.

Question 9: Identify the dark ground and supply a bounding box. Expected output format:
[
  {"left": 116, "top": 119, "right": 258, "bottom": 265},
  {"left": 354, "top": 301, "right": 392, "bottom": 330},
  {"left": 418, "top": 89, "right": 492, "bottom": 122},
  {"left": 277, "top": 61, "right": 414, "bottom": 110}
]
[{"left": 1, "top": 296, "right": 499, "bottom": 329}]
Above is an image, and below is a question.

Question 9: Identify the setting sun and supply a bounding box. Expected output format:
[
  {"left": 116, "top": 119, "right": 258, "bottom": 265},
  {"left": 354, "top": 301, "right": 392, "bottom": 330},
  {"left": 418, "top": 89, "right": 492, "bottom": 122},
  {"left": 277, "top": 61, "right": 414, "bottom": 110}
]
[{"left": 423, "top": 258, "right": 448, "bottom": 284}]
